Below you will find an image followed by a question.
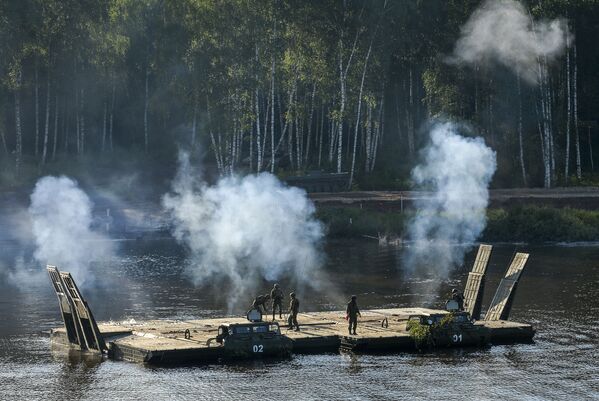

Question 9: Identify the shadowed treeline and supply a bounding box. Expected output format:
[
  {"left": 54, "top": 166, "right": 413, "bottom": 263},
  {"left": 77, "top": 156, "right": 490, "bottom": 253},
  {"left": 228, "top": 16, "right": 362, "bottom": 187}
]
[{"left": 1, "top": 0, "right": 599, "bottom": 189}]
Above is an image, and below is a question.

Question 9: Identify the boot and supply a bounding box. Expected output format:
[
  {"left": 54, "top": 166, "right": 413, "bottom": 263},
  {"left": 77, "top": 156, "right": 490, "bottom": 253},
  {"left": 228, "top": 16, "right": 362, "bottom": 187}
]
[{"left": 353, "top": 331, "right": 357, "bottom": 335}]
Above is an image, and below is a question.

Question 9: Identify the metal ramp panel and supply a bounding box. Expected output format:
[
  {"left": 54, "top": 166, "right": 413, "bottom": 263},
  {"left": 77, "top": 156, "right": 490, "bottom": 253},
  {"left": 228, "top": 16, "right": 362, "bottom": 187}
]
[
  {"left": 484, "top": 253, "right": 529, "bottom": 321},
  {"left": 47, "top": 266, "right": 84, "bottom": 346},
  {"left": 47, "top": 266, "right": 106, "bottom": 352},
  {"left": 463, "top": 244, "right": 492, "bottom": 319}
]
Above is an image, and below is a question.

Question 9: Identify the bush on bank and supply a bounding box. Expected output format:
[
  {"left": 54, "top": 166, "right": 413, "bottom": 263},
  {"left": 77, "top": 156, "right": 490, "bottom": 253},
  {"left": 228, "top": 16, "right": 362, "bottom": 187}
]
[{"left": 317, "top": 206, "right": 599, "bottom": 243}]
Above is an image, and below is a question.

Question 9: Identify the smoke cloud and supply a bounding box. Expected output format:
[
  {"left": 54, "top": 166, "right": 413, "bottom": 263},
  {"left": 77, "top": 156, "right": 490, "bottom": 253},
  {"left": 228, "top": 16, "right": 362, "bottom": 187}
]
[
  {"left": 28, "top": 176, "right": 114, "bottom": 286},
  {"left": 162, "top": 152, "right": 326, "bottom": 310},
  {"left": 403, "top": 122, "right": 496, "bottom": 288},
  {"left": 450, "top": 0, "right": 570, "bottom": 84}
]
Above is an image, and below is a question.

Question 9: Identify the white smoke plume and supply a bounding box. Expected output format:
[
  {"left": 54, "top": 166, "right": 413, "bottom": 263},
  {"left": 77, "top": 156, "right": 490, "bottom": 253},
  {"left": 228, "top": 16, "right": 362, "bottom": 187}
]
[
  {"left": 28, "top": 176, "right": 114, "bottom": 286},
  {"left": 450, "top": 0, "right": 570, "bottom": 84},
  {"left": 162, "top": 152, "right": 326, "bottom": 310},
  {"left": 403, "top": 123, "right": 496, "bottom": 287}
]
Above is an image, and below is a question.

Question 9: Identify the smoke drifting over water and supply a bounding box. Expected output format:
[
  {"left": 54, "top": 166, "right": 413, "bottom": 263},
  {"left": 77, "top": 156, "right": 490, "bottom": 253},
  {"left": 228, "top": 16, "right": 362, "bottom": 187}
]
[
  {"left": 450, "top": 0, "right": 570, "bottom": 84},
  {"left": 28, "top": 176, "right": 114, "bottom": 286},
  {"left": 403, "top": 123, "right": 496, "bottom": 288},
  {"left": 163, "top": 152, "right": 325, "bottom": 310}
]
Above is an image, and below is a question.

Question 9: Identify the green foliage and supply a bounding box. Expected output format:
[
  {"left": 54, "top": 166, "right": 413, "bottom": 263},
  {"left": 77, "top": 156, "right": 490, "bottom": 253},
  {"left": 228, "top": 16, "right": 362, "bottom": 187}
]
[
  {"left": 315, "top": 205, "right": 599, "bottom": 242},
  {"left": 406, "top": 319, "right": 431, "bottom": 345},
  {"left": 0, "top": 0, "right": 598, "bottom": 187},
  {"left": 316, "top": 207, "right": 407, "bottom": 238},
  {"left": 484, "top": 206, "right": 599, "bottom": 243}
]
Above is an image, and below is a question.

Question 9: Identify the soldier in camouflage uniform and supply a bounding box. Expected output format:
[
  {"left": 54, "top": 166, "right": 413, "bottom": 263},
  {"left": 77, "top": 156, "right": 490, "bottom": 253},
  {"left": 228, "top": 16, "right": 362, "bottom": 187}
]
[
  {"left": 346, "top": 295, "right": 361, "bottom": 335},
  {"left": 452, "top": 289, "right": 464, "bottom": 311},
  {"left": 270, "top": 283, "right": 284, "bottom": 320},
  {"left": 287, "top": 292, "right": 300, "bottom": 331},
  {"left": 251, "top": 294, "right": 270, "bottom": 314}
]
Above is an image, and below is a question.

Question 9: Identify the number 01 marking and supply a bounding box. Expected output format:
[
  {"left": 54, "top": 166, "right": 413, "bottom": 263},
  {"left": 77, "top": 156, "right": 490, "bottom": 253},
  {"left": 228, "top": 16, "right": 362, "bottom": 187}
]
[
  {"left": 252, "top": 344, "right": 264, "bottom": 353},
  {"left": 452, "top": 334, "right": 463, "bottom": 343}
]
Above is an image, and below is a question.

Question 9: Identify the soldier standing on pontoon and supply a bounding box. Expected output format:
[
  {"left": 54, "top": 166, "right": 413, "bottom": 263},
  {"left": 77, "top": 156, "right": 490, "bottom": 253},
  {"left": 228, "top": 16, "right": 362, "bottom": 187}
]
[
  {"left": 270, "top": 283, "right": 284, "bottom": 320},
  {"left": 346, "top": 295, "right": 361, "bottom": 335},
  {"left": 287, "top": 292, "right": 300, "bottom": 331}
]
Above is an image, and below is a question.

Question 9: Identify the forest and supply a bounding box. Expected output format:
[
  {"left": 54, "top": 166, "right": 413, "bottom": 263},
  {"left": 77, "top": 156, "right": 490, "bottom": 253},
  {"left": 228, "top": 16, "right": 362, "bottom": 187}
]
[{"left": 1, "top": 0, "right": 599, "bottom": 190}]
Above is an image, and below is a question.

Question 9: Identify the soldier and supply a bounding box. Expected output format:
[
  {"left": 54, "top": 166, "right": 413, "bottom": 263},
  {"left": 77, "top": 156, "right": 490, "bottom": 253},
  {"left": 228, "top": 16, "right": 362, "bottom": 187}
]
[
  {"left": 270, "top": 283, "right": 284, "bottom": 320},
  {"left": 452, "top": 289, "right": 464, "bottom": 311},
  {"left": 346, "top": 295, "right": 361, "bottom": 335},
  {"left": 287, "top": 292, "right": 300, "bottom": 331},
  {"left": 251, "top": 294, "right": 271, "bottom": 314}
]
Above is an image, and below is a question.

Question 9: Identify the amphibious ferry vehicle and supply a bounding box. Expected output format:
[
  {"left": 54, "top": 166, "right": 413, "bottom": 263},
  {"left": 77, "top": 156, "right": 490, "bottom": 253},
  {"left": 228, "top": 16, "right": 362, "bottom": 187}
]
[{"left": 47, "top": 244, "right": 534, "bottom": 364}]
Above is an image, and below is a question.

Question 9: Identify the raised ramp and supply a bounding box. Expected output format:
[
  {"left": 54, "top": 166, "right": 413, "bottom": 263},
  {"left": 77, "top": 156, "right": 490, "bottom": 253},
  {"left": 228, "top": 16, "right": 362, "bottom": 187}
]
[
  {"left": 47, "top": 266, "right": 106, "bottom": 353},
  {"left": 484, "top": 253, "right": 529, "bottom": 321},
  {"left": 463, "top": 244, "right": 492, "bottom": 319},
  {"left": 47, "top": 266, "right": 83, "bottom": 346}
]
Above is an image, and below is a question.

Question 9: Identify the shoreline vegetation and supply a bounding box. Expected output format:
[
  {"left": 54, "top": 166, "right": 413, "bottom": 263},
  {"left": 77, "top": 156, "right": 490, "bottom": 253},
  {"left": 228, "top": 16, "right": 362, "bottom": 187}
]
[{"left": 316, "top": 206, "right": 599, "bottom": 243}]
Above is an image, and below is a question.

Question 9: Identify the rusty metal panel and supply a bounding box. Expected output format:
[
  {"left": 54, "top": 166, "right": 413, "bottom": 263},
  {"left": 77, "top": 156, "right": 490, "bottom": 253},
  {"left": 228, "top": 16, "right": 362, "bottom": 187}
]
[
  {"left": 463, "top": 244, "right": 492, "bottom": 319},
  {"left": 484, "top": 253, "right": 529, "bottom": 321}
]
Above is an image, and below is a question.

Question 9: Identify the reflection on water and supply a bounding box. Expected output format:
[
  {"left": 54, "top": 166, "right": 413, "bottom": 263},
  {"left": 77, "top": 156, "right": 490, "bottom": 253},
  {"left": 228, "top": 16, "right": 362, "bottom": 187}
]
[{"left": 0, "top": 239, "right": 598, "bottom": 400}]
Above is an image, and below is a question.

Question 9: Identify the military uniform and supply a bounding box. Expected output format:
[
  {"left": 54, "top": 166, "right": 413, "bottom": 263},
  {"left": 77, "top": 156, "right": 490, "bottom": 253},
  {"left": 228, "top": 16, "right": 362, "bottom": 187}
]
[
  {"left": 270, "top": 285, "right": 284, "bottom": 320},
  {"left": 287, "top": 293, "right": 300, "bottom": 331},
  {"left": 452, "top": 290, "right": 464, "bottom": 311},
  {"left": 252, "top": 294, "right": 270, "bottom": 314},
  {"left": 346, "top": 296, "right": 361, "bottom": 335}
]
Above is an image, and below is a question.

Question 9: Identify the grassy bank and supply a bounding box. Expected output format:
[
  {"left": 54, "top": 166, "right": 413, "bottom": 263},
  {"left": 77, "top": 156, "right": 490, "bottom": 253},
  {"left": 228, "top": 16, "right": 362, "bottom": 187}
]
[{"left": 317, "top": 206, "right": 599, "bottom": 243}]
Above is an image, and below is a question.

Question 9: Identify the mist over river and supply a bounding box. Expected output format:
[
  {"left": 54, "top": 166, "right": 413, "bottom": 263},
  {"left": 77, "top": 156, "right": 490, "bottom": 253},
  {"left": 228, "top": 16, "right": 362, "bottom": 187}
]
[{"left": 0, "top": 239, "right": 597, "bottom": 400}]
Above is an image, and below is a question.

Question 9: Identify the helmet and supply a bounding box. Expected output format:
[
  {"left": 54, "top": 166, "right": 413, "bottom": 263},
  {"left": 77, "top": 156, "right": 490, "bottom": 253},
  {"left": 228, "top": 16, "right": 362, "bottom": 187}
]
[
  {"left": 290, "top": 292, "right": 296, "bottom": 297},
  {"left": 351, "top": 295, "right": 357, "bottom": 300},
  {"left": 274, "top": 284, "right": 279, "bottom": 288},
  {"left": 452, "top": 289, "right": 458, "bottom": 294}
]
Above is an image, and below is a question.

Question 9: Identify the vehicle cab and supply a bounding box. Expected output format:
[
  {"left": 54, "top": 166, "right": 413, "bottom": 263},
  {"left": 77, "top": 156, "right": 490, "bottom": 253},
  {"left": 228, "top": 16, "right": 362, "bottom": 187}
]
[{"left": 215, "top": 309, "right": 292, "bottom": 358}]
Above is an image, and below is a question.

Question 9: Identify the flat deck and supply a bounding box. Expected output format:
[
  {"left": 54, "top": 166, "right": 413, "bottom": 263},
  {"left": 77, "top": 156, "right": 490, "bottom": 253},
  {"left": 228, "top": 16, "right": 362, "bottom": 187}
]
[{"left": 50, "top": 308, "right": 535, "bottom": 364}]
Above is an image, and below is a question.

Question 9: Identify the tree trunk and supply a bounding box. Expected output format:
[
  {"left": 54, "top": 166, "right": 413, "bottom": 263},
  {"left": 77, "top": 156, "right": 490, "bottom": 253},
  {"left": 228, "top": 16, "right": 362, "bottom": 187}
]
[
  {"left": 191, "top": 102, "right": 197, "bottom": 149},
  {"left": 574, "top": 42, "right": 581, "bottom": 179},
  {"left": 63, "top": 97, "right": 69, "bottom": 153},
  {"left": 270, "top": 56, "right": 275, "bottom": 173},
  {"left": 588, "top": 126, "right": 594, "bottom": 172},
  {"left": 318, "top": 104, "right": 324, "bottom": 168},
  {"left": 565, "top": 43, "right": 572, "bottom": 181},
  {"left": 144, "top": 67, "right": 150, "bottom": 153},
  {"left": 109, "top": 79, "right": 115, "bottom": 151},
  {"left": 41, "top": 77, "right": 50, "bottom": 165},
  {"left": 517, "top": 74, "right": 527, "bottom": 186},
  {"left": 255, "top": 44, "right": 262, "bottom": 172},
  {"left": 304, "top": 82, "right": 316, "bottom": 166},
  {"left": 80, "top": 88, "right": 86, "bottom": 155},
  {"left": 337, "top": 56, "right": 346, "bottom": 173},
  {"left": 52, "top": 93, "right": 59, "bottom": 161},
  {"left": 14, "top": 67, "right": 23, "bottom": 175},
  {"left": 295, "top": 87, "right": 301, "bottom": 170},
  {"left": 407, "top": 68, "right": 415, "bottom": 156},
  {"left": 102, "top": 100, "right": 108, "bottom": 153},
  {"left": 76, "top": 88, "right": 80, "bottom": 155},
  {"left": 365, "top": 103, "right": 373, "bottom": 172},
  {"left": 370, "top": 92, "right": 384, "bottom": 172},
  {"left": 349, "top": 41, "right": 373, "bottom": 187},
  {"left": 35, "top": 60, "right": 40, "bottom": 157}
]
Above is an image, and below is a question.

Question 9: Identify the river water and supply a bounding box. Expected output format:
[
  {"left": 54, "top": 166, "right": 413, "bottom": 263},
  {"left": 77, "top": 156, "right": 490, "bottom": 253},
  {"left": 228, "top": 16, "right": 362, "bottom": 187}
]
[{"left": 0, "top": 239, "right": 597, "bottom": 400}]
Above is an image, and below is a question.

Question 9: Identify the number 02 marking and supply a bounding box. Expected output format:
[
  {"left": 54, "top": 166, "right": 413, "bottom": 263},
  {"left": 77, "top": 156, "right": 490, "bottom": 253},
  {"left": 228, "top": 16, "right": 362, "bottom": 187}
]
[
  {"left": 253, "top": 344, "right": 264, "bottom": 353},
  {"left": 452, "top": 334, "right": 463, "bottom": 343}
]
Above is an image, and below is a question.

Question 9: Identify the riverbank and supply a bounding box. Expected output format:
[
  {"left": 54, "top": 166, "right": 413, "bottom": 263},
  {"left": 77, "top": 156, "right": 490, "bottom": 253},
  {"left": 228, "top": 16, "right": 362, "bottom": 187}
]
[{"left": 316, "top": 206, "right": 599, "bottom": 243}]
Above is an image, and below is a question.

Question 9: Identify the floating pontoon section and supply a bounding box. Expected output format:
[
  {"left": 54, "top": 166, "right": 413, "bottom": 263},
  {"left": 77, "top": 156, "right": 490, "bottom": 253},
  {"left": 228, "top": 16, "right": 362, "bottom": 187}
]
[
  {"left": 463, "top": 244, "right": 492, "bottom": 320},
  {"left": 484, "top": 253, "right": 529, "bottom": 321},
  {"left": 46, "top": 266, "right": 106, "bottom": 353}
]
